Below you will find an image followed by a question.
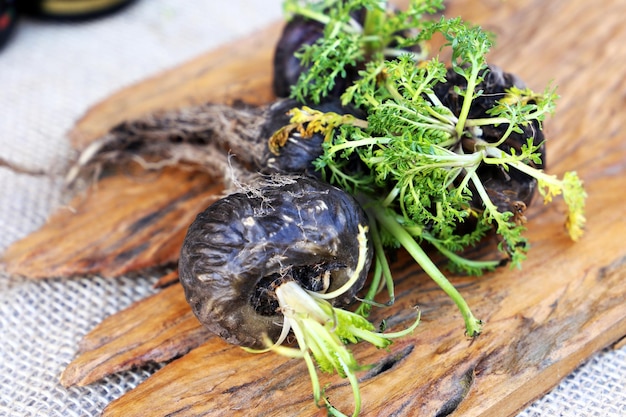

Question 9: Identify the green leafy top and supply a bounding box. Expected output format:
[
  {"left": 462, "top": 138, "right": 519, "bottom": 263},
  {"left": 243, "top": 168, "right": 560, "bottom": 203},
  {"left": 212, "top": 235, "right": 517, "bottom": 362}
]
[
  {"left": 283, "top": 0, "right": 445, "bottom": 103},
  {"left": 273, "top": 5, "right": 586, "bottom": 322}
]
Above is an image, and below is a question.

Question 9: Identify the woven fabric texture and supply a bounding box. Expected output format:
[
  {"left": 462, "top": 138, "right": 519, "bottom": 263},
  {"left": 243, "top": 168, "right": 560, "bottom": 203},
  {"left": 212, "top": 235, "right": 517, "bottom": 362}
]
[{"left": 0, "top": 1, "right": 624, "bottom": 416}]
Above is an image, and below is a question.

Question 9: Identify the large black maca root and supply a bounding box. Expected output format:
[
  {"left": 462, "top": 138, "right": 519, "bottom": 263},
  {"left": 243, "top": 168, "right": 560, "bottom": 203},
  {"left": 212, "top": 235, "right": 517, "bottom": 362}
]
[{"left": 179, "top": 175, "right": 373, "bottom": 349}]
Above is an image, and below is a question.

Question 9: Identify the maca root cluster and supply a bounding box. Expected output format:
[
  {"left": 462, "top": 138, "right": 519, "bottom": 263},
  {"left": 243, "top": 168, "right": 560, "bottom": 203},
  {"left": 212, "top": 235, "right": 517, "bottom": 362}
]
[{"left": 65, "top": 2, "right": 585, "bottom": 416}]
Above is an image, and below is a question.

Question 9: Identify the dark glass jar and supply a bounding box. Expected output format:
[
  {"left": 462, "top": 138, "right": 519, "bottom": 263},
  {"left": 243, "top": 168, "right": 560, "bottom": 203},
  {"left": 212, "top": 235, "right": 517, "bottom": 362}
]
[
  {"left": 19, "top": 0, "right": 137, "bottom": 21},
  {"left": 0, "top": 0, "right": 18, "bottom": 51}
]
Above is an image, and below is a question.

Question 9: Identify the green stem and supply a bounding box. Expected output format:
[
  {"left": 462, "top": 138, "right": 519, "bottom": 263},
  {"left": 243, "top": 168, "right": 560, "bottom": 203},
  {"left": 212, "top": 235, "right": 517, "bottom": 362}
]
[
  {"left": 455, "top": 62, "right": 481, "bottom": 139},
  {"left": 469, "top": 171, "right": 508, "bottom": 229},
  {"left": 504, "top": 158, "right": 561, "bottom": 188},
  {"left": 284, "top": 4, "right": 331, "bottom": 26},
  {"left": 327, "top": 137, "right": 391, "bottom": 157},
  {"left": 486, "top": 121, "right": 516, "bottom": 148},
  {"left": 464, "top": 116, "right": 511, "bottom": 127},
  {"left": 285, "top": 2, "right": 359, "bottom": 35},
  {"left": 423, "top": 233, "right": 500, "bottom": 271},
  {"left": 354, "top": 256, "right": 383, "bottom": 317},
  {"left": 361, "top": 213, "right": 395, "bottom": 308},
  {"left": 468, "top": 170, "right": 527, "bottom": 267},
  {"left": 384, "top": 77, "right": 406, "bottom": 103},
  {"left": 362, "top": 3, "right": 386, "bottom": 54},
  {"left": 372, "top": 206, "right": 483, "bottom": 336},
  {"left": 423, "top": 103, "right": 458, "bottom": 126}
]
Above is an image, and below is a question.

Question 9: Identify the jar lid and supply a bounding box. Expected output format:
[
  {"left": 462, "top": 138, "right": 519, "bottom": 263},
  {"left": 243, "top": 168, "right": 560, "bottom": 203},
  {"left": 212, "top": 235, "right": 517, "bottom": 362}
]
[{"left": 20, "top": 0, "right": 136, "bottom": 20}]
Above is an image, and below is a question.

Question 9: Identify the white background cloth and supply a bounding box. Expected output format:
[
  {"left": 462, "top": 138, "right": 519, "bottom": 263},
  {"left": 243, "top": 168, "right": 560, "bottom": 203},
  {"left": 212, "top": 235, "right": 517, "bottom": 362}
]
[{"left": 0, "top": 1, "right": 624, "bottom": 416}]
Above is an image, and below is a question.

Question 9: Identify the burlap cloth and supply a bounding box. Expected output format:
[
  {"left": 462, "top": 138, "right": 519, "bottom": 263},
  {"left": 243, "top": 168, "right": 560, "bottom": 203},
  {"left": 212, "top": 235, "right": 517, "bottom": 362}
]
[{"left": 0, "top": 1, "right": 624, "bottom": 416}]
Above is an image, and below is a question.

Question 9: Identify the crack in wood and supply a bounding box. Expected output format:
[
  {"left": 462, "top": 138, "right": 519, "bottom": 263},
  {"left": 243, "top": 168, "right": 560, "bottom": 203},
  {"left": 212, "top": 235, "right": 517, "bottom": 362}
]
[
  {"left": 362, "top": 345, "right": 415, "bottom": 381},
  {"left": 435, "top": 366, "right": 476, "bottom": 417}
]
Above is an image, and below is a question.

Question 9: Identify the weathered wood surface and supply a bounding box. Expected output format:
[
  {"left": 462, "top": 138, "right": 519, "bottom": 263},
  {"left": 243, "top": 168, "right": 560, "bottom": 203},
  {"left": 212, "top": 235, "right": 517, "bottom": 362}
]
[
  {"left": 59, "top": 281, "right": 211, "bottom": 387},
  {"left": 1, "top": 22, "right": 278, "bottom": 280},
  {"left": 2, "top": 167, "right": 222, "bottom": 278},
  {"left": 3, "top": 0, "right": 626, "bottom": 415}
]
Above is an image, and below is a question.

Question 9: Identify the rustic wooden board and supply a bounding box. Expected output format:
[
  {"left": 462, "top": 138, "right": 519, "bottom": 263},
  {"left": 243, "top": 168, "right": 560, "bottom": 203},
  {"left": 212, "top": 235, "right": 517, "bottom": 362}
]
[
  {"left": 2, "top": 166, "right": 223, "bottom": 278},
  {"left": 59, "top": 282, "right": 211, "bottom": 387},
  {"left": 4, "top": 0, "right": 626, "bottom": 416}
]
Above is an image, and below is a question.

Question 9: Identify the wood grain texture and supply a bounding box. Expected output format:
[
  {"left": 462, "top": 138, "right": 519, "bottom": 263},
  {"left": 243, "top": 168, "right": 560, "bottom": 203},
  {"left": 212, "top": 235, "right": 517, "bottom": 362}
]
[
  {"left": 7, "top": 0, "right": 626, "bottom": 415},
  {"left": 2, "top": 167, "right": 222, "bottom": 278},
  {"left": 100, "top": 0, "right": 626, "bottom": 415},
  {"left": 0, "top": 24, "right": 278, "bottom": 279},
  {"left": 59, "top": 282, "right": 211, "bottom": 387},
  {"left": 99, "top": 233, "right": 625, "bottom": 416}
]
